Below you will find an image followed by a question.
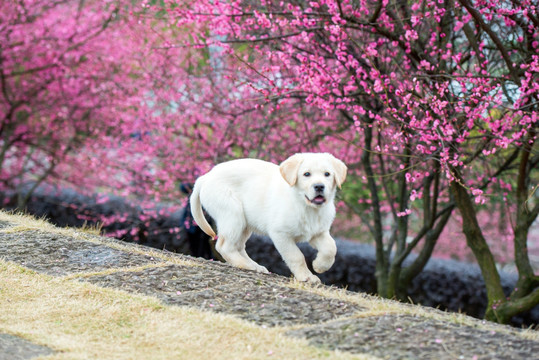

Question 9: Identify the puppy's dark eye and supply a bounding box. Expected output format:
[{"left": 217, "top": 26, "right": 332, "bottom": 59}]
[
  {"left": 304, "top": 172, "right": 311, "bottom": 177},
  {"left": 324, "top": 172, "right": 331, "bottom": 177}
]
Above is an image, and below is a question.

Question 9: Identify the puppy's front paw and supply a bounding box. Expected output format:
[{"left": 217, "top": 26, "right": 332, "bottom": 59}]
[{"left": 312, "top": 256, "right": 334, "bottom": 274}]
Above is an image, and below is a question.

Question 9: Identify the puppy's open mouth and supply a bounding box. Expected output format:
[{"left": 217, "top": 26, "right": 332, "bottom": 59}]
[{"left": 306, "top": 195, "right": 326, "bottom": 205}]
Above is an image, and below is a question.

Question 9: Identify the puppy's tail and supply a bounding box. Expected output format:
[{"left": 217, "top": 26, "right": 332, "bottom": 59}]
[{"left": 190, "top": 177, "right": 217, "bottom": 240}]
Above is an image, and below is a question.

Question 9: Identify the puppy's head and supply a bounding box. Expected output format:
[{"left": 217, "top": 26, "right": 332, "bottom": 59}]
[{"left": 280, "top": 153, "right": 347, "bottom": 208}]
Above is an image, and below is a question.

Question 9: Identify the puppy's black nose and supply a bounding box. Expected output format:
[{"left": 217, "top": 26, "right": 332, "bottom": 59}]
[{"left": 314, "top": 184, "right": 325, "bottom": 192}]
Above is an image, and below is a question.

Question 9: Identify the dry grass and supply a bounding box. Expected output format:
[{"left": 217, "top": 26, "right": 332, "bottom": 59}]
[
  {"left": 0, "top": 211, "right": 373, "bottom": 359},
  {"left": 0, "top": 261, "right": 370, "bottom": 360},
  {"left": 1, "top": 209, "right": 537, "bottom": 360}
]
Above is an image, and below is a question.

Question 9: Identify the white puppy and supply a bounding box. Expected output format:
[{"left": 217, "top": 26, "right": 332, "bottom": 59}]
[{"left": 190, "top": 153, "right": 347, "bottom": 283}]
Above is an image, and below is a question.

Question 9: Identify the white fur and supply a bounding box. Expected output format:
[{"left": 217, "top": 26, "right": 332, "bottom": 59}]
[{"left": 190, "top": 152, "right": 347, "bottom": 283}]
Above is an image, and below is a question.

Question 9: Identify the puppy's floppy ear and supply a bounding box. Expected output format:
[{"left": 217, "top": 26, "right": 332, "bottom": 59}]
[
  {"left": 331, "top": 156, "right": 347, "bottom": 189},
  {"left": 280, "top": 153, "right": 304, "bottom": 186}
]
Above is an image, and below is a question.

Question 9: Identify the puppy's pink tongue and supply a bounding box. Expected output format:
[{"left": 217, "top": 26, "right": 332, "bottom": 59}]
[{"left": 312, "top": 195, "right": 325, "bottom": 205}]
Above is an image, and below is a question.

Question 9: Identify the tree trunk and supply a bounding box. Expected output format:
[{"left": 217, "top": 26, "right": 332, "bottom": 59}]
[
  {"left": 449, "top": 175, "right": 507, "bottom": 322},
  {"left": 512, "top": 131, "right": 538, "bottom": 297},
  {"left": 387, "top": 146, "right": 411, "bottom": 300},
  {"left": 361, "top": 124, "right": 389, "bottom": 297},
  {"left": 491, "top": 132, "right": 539, "bottom": 321}
]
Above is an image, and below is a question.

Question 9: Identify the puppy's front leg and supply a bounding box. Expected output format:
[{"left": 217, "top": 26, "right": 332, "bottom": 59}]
[
  {"left": 270, "top": 233, "right": 320, "bottom": 283},
  {"left": 310, "top": 231, "right": 337, "bottom": 274}
]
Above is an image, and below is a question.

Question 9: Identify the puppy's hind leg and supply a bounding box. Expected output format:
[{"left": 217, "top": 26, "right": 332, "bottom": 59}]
[
  {"left": 239, "top": 230, "right": 269, "bottom": 274},
  {"left": 215, "top": 236, "right": 257, "bottom": 272},
  {"left": 212, "top": 197, "right": 261, "bottom": 272}
]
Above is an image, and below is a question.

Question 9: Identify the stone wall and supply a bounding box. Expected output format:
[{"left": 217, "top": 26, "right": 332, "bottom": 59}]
[{"left": 2, "top": 186, "right": 537, "bottom": 327}]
